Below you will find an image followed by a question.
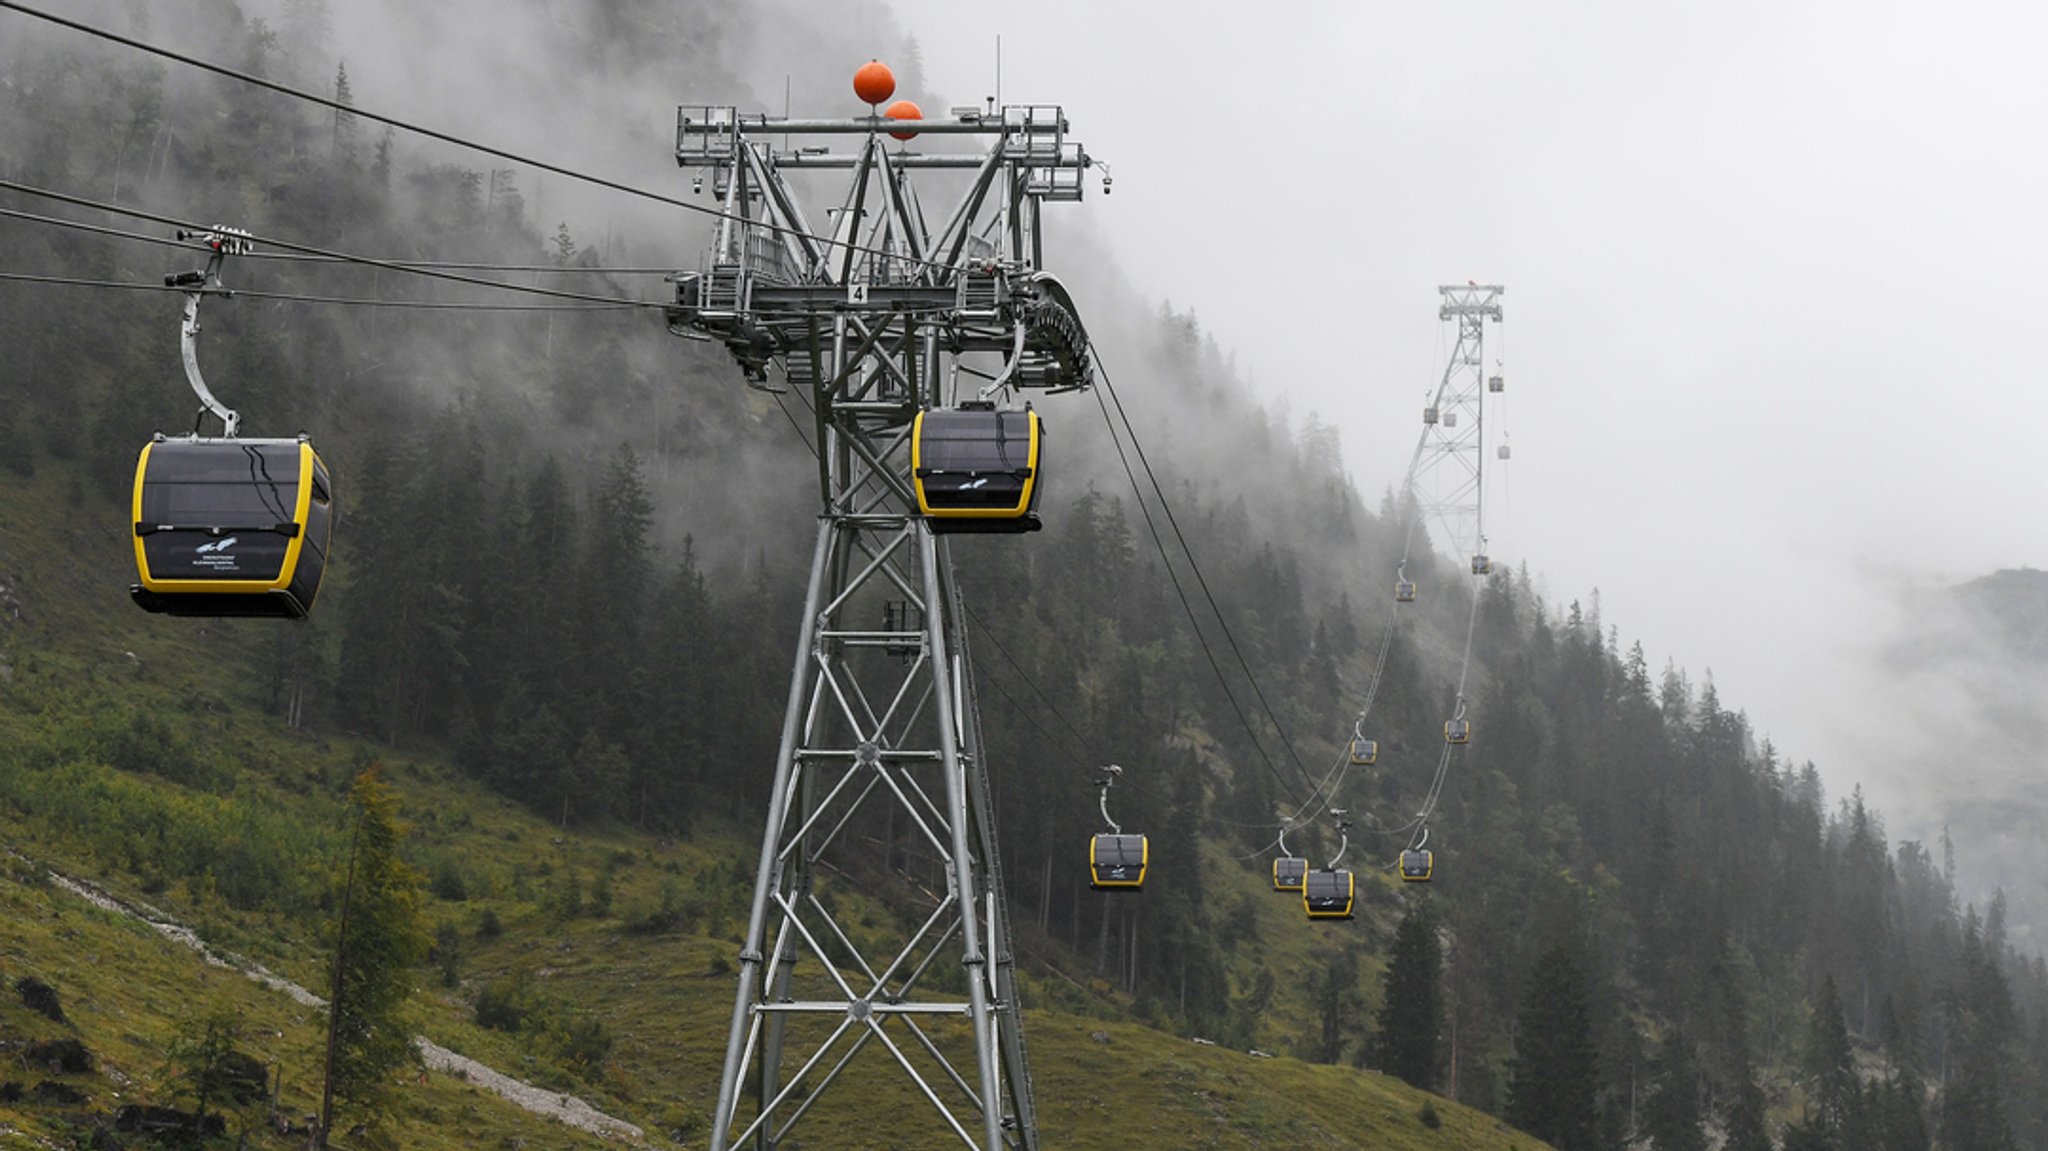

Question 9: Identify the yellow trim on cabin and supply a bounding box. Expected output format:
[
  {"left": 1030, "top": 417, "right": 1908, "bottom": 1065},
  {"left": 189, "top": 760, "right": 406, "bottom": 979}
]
[
  {"left": 1089, "top": 833, "right": 1147, "bottom": 889},
  {"left": 132, "top": 440, "right": 316, "bottom": 596},
  {"left": 912, "top": 409, "right": 1041, "bottom": 520},
  {"left": 1302, "top": 870, "right": 1356, "bottom": 919}
]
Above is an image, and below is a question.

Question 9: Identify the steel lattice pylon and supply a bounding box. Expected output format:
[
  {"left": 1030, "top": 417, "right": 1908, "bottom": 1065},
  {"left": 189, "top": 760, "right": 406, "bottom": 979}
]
[
  {"left": 1411, "top": 284, "right": 1504, "bottom": 564},
  {"left": 665, "top": 92, "right": 1097, "bottom": 1151}
]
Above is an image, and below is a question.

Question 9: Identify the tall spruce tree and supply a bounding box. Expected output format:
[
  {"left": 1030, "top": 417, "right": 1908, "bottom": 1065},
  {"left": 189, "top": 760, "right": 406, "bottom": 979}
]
[
  {"left": 1506, "top": 945, "right": 1599, "bottom": 1151},
  {"left": 1805, "top": 975, "right": 1859, "bottom": 1140},
  {"left": 1941, "top": 1044, "right": 2016, "bottom": 1151},
  {"left": 1721, "top": 1072, "right": 1774, "bottom": 1151},
  {"left": 1306, "top": 944, "right": 1363, "bottom": 1064},
  {"left": 1371, "top": 900, "right": 1442, "bottom": 1091},
  {"left": 1642, "top": 1027, "right": 1706, "bottom": 1151},
  {"left": 1875, "top": 997, "right": 1932, "bottom": 1151}
]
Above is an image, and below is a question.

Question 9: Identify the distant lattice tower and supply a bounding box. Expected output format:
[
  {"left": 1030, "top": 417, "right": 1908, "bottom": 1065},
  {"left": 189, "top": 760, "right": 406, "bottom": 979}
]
[
  {"left": 1412, "top": 283, "right": 1504, "bottom": 568},
  {"left": 665, "top": 60, "right": 1099, "bottom": 1151}
]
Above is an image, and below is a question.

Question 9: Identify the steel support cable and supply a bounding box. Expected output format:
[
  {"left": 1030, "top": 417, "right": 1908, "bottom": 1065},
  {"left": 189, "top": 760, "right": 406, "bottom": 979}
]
[
  {"left": 0, "top": 204, "right": 203, "bottom": 251},
  {"left": 1267, "top": 570, "right": 1405, "bottom": 839},
  {"left": 767, "top": 391, "right": 819, "bottom": 454},
  {"left": 1190, "top": 364, "right": 1480, "bottom": 847},
  {"left": 1304, "top": 472, "right": 1424, "bottom": 821},
  {"left": 0, "top": 269, "right": 635, "bottom": 311},
  {"left": 966, "top": 613, "right": 1193, "bottom": 820},
  {"left": 0, "top": 179, "right": 665, "bottom": 309},
  {"left": 1400, "top": 522, "right": 1489, "bottom": 852},
  {"left": 1089, "top": 339, "right": 1446, "bottom": 841},
  {"left": 1421, "top": 556, "right": 1488, "bottom": 823},
  {"left": 967, "top": 618, "right": 1185, "bottom": 806},
  {"left": 1088, "top": 383, "right": 1309, "bottom": 810},
  {"left": 962, "top": 607, "right": 1103, "bottom": 764},
  {"left": 255, "top": 254, "right": 678, "bottom": 274},
  {"left": 1348, "top": 431, "right": 1434, "bottom": 725},
  {"left": 1300, "top": 313, "right": 1506, "bottom": 855},
  {"left": 969, "top": 651, "right": 1090, "bottom": 764},
  {"left": 1232, "top": 391, "right": 1445, "bottom": 837},
  {"left": 1267, "top": 465, "right": 1429, "bottom": 845},
  {"left": 1089, "top": 348, "right": 1323, "bottom": 802},
  {"left": 963, "top": 574, "right": 1287, "bottom": 826},
  {"left": 0, "top": 204, "right": 680, "bottom": 274},
  {"left": 1302, "top": 390, "right": 1479, "bottom": 847},
  {"left": 0, "top": 0, "right": 984, "bottom": 280},
  {"left": 1228, "top": 747, "right": 1359, "bottom": 860}
]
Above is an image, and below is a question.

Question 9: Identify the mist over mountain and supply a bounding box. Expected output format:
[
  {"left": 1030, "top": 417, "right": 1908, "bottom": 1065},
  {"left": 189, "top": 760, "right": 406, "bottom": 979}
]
[{"left": 1850, "top": 567, "right": 2048, "bottom": 951}]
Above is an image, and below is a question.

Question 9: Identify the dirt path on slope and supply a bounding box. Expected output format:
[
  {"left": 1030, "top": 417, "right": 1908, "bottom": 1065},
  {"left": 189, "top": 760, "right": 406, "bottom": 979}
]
[{"left": 24, "top": 855, "right": 645, "bottom": 1142}]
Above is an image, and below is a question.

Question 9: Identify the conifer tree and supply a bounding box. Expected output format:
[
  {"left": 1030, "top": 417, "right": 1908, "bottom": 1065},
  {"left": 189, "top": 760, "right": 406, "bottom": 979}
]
[
  {"left": 1643, "top": 1027, "right": 1706, "bottom": 1151},
  {"left": 1371, "top": 900, "right": 1442, "bottom": 1091},
  {"left": 1721, "top": 1072, "right": 1774, "bottom": 1151},
  {"left": 1805, "top": 975, "right": 1859, "bottom": 1138},
  {"left": 1305, "top": 944, "right": 1362, "bottom": 1064},
  {"left": 162, "top": 1006, "right": 250, "bottom": 1137},
  {"left": 582, "top": 442, "right": 655, "bottom": 747},
  {"left": 1875, "top": 996, "right": 1932, "bottom": 1151},
  {"left": 318, "top": 766, "right": 430, "bottom": 1146},
  {"left": 1940, "top": 1044, "right": 2016, "bottom": 1151},
  {"left": 1506, "top": 945, "right": 1599, "bottom": 1151},
  {"left": 330, "top": 61, "right": 357, "bottom": 167}
]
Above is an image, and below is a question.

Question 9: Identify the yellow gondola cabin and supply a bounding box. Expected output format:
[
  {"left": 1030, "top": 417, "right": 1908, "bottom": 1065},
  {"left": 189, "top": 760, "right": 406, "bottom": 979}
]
[
  {"left": 1090, "top": 833, "right": 1148, "bottom": 891},
  {"left": 1303, "top": 868, "right": 1355, "bottom": 919},
  {"left": 1272, "top": 856, "right": 1307, "bottom": 891},
  {"left": 911, "top": 404, "right": 1044, "bottom": 532},
  {"left": 130, "top": 436, "right": 334, "bottom": 619}
]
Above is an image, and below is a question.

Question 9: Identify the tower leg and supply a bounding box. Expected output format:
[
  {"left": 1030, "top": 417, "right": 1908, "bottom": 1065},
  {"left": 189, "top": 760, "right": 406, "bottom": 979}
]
[
  {"left": 710, "top": 521, "right": 834, "bottom": 1151},
  {"left": 708, "top": 520, "right": 1034, "bottom": 1149},
  {"left": 921, "top": 529, "right": 1005, "bottom": 1150},
  {"left": 943, "top": 542, "right": 1040, "bottom": 1150}
]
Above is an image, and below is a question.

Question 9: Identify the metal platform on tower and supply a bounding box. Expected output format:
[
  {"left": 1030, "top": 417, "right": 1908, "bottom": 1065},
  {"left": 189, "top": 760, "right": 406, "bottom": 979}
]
[{"left": 666, "top": 62, "right": 1100, "bottom": 1151}]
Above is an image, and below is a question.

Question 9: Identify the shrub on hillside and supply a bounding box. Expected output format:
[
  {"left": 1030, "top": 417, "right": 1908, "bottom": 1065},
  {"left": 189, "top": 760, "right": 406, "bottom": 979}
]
[
  {"left": 430, "top": 858, "right": 469, "bottom": 902},
  {"left": 622, "top": 878, "right": 696, "bottom": 936},
  {"left": 432, "top": 920, "right": 462, "bottom": 988},
  {"left": 17, "top": 975, "right": 64, "bottom": 1022},
  {"left": 541, "top": 1013, "right": 614, "bottom": 1079},
  {"left": 25, "top": 1038, "right": 93, "bottom": 1074},
  {"left": 474, "top": 973, "right": 539, "bottom": 1033}
]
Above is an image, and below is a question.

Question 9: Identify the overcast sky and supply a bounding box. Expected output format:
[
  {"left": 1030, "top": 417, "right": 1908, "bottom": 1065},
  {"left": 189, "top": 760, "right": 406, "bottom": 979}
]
[{"left": 879, "top": 0, "right": 2048, "bottom": 861}]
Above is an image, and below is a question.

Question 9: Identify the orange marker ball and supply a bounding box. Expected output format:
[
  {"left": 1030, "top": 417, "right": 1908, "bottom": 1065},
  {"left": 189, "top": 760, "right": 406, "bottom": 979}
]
[
  {"left": 885, "top": 99, "right": 922, "bottom": 140},
  {"left": 853, "top": 60, "right": 896, "bottom": 106}
]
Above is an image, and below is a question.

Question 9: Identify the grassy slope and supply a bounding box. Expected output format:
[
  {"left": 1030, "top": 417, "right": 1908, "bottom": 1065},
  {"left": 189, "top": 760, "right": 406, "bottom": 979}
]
[
  {"left": 0, "top": 860, "right": 626, "bottom": 1151},
  {"left": 0, "top": 461, "right": 1554, "bottom": 1149}
]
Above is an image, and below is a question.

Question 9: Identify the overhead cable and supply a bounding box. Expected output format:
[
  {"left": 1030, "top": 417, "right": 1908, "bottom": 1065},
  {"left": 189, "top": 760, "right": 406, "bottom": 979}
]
[
  {"left": 0, "top": 179, "right": 664, "bottom": 308},
  {"left": 0, "top": 0, "right": 969, "bottom": 278},
  {"left": 0, "top": 270, "right": 638, "bottom": 311}
]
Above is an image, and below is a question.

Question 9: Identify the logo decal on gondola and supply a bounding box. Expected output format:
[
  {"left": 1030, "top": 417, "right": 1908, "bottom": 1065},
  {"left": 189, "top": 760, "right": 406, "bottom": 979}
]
[
  {"left": 192, "top": 535, "right": 242, "bottom": 572},
  {"left": 963, "top": 478, "right": 988, "bottom": 489}
]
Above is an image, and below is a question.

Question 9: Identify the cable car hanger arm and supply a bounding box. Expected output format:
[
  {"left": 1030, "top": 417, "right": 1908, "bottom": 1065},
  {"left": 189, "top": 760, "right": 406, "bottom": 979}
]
[
  {"left": 167, "top": 226, "right": 251, "bottom": 438},
  {"left": 1096, "top": 764, "right": 1123, "bottom": 834}
]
